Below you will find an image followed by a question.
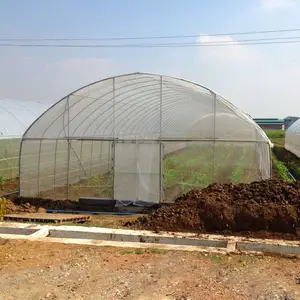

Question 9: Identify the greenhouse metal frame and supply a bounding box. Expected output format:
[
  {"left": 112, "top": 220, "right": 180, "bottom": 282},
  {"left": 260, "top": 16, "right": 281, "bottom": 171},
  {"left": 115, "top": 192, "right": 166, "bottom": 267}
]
[{"left": 19, "top": 73, "right": 272, "bottom": 204}]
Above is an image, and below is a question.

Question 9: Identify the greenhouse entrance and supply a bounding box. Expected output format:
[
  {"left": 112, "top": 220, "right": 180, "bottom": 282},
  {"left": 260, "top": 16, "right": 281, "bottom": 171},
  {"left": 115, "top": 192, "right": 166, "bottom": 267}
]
[{"left": 113, "top": 141, "right": 161, "bottom": 204}]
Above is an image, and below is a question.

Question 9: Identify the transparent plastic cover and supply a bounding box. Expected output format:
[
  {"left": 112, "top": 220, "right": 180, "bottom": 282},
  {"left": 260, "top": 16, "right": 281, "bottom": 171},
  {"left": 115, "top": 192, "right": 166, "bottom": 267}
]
[{"left": 19, "top": 73, "right": 271, "bottom": 202}]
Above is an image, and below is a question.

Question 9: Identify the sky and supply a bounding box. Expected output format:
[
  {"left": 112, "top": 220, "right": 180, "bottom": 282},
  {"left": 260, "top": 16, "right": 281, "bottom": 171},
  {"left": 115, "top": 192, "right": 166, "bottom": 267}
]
[{"left": 1, "top": 0, "right": 300, "bottom": 118}]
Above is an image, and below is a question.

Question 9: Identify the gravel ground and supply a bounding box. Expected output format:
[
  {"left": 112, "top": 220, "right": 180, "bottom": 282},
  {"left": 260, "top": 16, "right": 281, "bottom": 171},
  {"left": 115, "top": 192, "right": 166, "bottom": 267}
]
[{"left": 0, "top": 239, "right": 299, "bottom": 300}]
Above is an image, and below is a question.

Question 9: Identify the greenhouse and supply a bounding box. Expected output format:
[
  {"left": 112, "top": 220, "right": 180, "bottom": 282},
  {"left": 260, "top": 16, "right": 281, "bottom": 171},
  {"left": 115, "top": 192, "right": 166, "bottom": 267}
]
[
  {"left": 0, "top": 98, "right": 50, "bottom": 179},
  {"left": 285, "top": 118, "right": 300, "bottom": 158},
  {"left": 19, "top": 73, "right": 271, "bottom": 204}
]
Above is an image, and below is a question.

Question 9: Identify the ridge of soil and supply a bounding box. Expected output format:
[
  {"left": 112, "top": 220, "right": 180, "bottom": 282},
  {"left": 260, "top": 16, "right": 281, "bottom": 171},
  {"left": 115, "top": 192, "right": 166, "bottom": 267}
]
[{"left": 127, "top": 179, "right": 300, "bottom": 240}]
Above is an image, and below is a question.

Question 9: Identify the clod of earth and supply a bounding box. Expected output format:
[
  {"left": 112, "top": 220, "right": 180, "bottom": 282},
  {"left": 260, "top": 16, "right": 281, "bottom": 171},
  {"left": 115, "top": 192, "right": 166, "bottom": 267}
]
[{"left": 127, "top": 179, "right": 300, "bottom": 240}]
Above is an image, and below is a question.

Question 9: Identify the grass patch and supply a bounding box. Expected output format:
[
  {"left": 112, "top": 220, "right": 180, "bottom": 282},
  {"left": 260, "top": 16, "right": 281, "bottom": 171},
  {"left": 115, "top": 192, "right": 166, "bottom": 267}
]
[
  {"left": 149, "top": 248, "right": 169, "bottom": 255},
  {"left": 135, "top": 248, "right": 143, "bottom": 255},
  {"left": 264, "top": 129, "right": 285, "bottom": 139},
  {"left": 120, "top": 249, "right": 134, "bottom": 255},
  {"left": 264, "top": 129, "right": 285, "bottom": 147}
]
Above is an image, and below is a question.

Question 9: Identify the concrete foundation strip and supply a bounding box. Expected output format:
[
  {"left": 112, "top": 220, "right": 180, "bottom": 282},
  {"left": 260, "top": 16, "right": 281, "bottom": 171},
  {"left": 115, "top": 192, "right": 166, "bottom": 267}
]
[{"left": 0, "top": 222, "right": 299, "bottom": 256}]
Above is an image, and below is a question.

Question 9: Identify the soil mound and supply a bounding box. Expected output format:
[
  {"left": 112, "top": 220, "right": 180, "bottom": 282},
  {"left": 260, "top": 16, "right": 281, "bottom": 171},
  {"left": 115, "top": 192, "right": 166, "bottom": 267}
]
[
  {"left": 128, "top": 179, "right": 300, "bottom": 239},
  {"left": 6, "top": 199, "right": 47, "bottom": 214}
]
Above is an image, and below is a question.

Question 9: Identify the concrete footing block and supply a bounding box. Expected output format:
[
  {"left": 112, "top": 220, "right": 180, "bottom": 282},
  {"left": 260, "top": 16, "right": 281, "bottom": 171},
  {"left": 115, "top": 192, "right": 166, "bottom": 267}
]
[
  {"left": 236, "top": 241, "right": 300, "bottom": 256},
  {"left": 0, "top": 222, "right": 299, "bottom": 257}
]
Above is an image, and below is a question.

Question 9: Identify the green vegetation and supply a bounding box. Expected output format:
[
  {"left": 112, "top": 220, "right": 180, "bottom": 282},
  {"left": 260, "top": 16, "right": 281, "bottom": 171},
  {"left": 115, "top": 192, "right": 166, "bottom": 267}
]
[
  {"left": 0, "top": 138, "right": 20, "bottom": 179},
  {"left": 264, "top": 129, "right": 299, "bottom": 180},
  {"left": 264, "top": 129, "right": 285, "bottom": 146},
  {"left": 163, "top": 144, "right": 258, "bottom": 201},
  {"left": 120, "top": 249, "right": 134, "bottom": 255},
  {"left": 120, "top": 248, "right": 168, "bottom": 255},
  {"left": 135, "top": 248, "right": 143, "bottom": 255},
  {"left": 273, "top": 145, "right": 300, "bottom": 180},
  {"left": 149, "top": 248, "right": 169, "bottom": 255},
  {"left": 271, "top": 153, "right": 292, "bottom": 182},
  {"left": 264, "top": 129, "right": 285, "bottom": 139},
  {"left": 164, "top": 146, "right": 212, "bottom": 194}
]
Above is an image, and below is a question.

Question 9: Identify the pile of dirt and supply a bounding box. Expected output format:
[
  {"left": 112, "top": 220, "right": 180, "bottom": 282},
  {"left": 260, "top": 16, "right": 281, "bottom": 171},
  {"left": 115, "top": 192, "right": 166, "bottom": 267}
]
[
  {"left": 128, "top": 179, "right": 300, "bottom": 239},
  {"left": 6, "top": 199, "right": 47, "bottom": 214},
  {"left": 5, "top": 197, "right": 80, "bottom": 215}
]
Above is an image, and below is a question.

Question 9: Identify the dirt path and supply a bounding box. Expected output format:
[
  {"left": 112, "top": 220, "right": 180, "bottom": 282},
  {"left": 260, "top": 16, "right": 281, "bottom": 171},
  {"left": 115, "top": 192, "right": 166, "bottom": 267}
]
[{"left": 0, "top": 240, "right": 299, "bottom": 300}]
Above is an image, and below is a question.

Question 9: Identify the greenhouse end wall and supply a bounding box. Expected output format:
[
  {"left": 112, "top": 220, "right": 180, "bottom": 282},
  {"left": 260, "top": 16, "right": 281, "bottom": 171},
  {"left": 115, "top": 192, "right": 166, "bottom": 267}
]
[{"left": 19, "top": 73, "right": 271, "bottom": 203}]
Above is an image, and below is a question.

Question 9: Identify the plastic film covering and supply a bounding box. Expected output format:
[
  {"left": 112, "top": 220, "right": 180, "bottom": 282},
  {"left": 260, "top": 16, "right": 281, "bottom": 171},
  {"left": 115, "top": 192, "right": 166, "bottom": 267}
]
[
  {"left": 20, "top": 73, "right": 271, "bottom": 203},
  {"left": 0, "top": 98, "right": 50, "bottom": 180},
  {"left": 285, "top": 119, "right": 300, "bottom": 158}
]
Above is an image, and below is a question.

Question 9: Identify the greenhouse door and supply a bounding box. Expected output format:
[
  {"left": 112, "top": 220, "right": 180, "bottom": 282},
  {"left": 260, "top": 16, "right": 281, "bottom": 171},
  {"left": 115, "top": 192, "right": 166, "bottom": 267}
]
[{"left": 113, "top": 141, "right": 161, "bottom": 204}]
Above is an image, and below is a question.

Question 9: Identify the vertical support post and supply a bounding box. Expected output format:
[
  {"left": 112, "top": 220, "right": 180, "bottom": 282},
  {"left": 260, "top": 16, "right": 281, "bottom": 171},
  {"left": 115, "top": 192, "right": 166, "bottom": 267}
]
[
  {"left": 159, "top": 76, "right": 163, "bottom": 202},
  {"left": 79, "top": 140, "right": 83, "bottom": 181},
  {"left": 66, "top": 96, "right": 70, "bottom": 199},
  {"left": 111, "top": 141, "right": 115, "bottom": 200},
  {"left": 112, "top": 77, "right": 116, "bottom": 137},
  {"left": 159, "top": 76, "right": 163, "bottom": 138},
  {"left": 159, "top": 142, "right": 164, "bottom": 202},
  {"left": 112, "top": 78, "right": 116, "bottom": 200},
  {"left": 37, "top": 139, "right": 42, "bottom": 195},
  {"left": 9, "top": 136, "right": 13, "bottom": 179},
  {"left": 53, "top": 139, "right": 58, "bottom": 191},
  {"left": 18, "top": 137, "right": 23, "bottom": 196},
  {"left": 212, "top": 92, "right": 217, "bottom": 183},
  {"left": 89, "top": 140, "right": 94, "bottom": 177},
  {"left": 135, "top": 140, "right": 139, "bottom": 202},
  {"left": 99, "top": 141, "right": 103, "bottom": 175}
]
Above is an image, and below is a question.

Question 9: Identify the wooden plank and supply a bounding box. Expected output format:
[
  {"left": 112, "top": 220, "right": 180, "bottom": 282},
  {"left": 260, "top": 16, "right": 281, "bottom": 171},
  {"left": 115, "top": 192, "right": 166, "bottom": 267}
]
[{"left": 3, "top": 213, "right": 91, "bottom": 224}]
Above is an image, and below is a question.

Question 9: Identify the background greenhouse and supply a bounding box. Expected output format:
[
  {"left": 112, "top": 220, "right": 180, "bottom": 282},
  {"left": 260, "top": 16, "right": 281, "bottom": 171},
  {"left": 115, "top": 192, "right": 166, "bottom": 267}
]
[
  {"left": 0, "top": 98, "right": 50, "bottom": 180},
  {"left": 19, "top": 73, "right": 272, "bottom": 204},
  {"left": 285, "top": 118, "right": 300, "bottom": 158}
]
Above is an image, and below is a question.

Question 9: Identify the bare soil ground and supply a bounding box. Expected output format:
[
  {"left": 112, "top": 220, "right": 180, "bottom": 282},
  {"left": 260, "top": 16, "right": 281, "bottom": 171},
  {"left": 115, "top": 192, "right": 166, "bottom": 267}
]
[{"left": 0, "top": 239, "right": 299, "bottom": 300}]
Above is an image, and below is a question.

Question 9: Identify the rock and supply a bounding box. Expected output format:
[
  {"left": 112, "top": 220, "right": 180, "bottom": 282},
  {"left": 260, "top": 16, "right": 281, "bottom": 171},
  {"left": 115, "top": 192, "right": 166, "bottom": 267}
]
[
  {"left": 0, "top": 238, "right": 8, "bottom": 245},
  {"left": 37, "top": 207, "right": 47, "bottom": 213}
]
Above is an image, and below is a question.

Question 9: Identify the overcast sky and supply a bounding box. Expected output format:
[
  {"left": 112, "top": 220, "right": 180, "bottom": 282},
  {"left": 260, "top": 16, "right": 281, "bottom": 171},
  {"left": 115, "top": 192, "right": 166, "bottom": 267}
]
[{"left": 1, "top": 0, "right": 300, "bottom": 118}]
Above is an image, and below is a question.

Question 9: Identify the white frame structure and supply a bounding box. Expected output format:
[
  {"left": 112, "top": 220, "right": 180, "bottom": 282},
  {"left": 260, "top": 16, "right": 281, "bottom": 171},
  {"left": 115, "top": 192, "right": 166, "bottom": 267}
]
[{"left": 19, "top": 73, "right": 271, "bottom": 203}]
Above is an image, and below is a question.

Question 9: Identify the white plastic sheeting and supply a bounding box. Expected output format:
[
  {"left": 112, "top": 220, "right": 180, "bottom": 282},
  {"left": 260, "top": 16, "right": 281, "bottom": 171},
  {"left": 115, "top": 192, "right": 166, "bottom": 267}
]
[
  {"left": 19, "top": 73, "right": 271, "bottom": 203},
  {"left": 285, "top": 118, "right": 300, "bottom": 157},
  {"left": 0, "top": 98, "right": 50, "bottom": 179}
]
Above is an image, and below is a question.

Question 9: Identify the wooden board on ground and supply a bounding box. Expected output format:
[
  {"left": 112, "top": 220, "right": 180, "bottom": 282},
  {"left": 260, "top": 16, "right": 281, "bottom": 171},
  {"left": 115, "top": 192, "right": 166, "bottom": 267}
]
[{"left": 3, "top": 213, "right": 91, "bottom": 224}]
